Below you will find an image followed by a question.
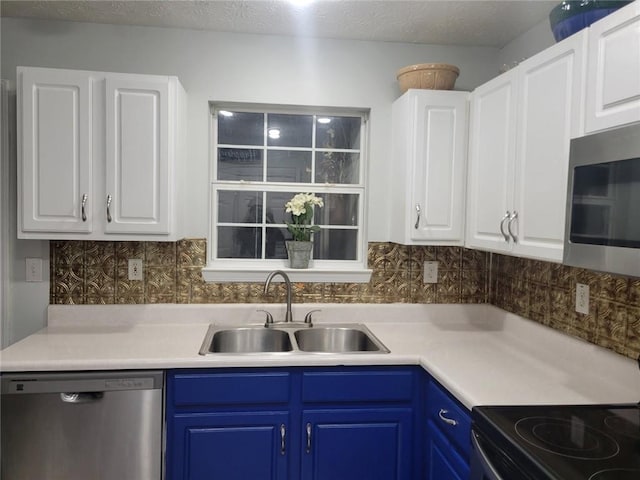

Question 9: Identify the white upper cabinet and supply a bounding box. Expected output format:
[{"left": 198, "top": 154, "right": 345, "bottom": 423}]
[
  {"left": 390, "top": 90, "right": 469, "bottom": 245},
  {"left": 18, "top": 67, "right": 186, "bottom": 241},
  {"left": 585, "top": 1, "right": 640, "bottom": 133},
  {"left": 105, "top": 75, "right": 172, "bottom": 235},
  {"left": 18, "top": 68, "right": 93, "bottom": 233},
  {"left": 466, "top": 69, "right": 518, "bottom": 253},
  {"left": 466, "top": 31, "right": 587, "bottom": 262}
]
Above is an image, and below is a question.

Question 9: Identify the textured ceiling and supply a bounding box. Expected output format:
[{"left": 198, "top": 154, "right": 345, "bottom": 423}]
[{"left": 0, "top": 0, "right": 559, "bottom": 48}]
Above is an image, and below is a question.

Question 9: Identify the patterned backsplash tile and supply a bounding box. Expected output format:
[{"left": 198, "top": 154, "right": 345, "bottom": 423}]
[
  {"left": 50, "top": 240, "right": 488, "bottom": 306},
  {"left": 49, "top": 239, "right": 640, "bottom": 359},
  {"left": 490, "top": 253, "right": 640, "bottom": 360}
]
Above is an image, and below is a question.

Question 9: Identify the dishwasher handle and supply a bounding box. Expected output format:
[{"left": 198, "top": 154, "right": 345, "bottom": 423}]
[{"left": 60, "top": 392, "right": 104, "bottom": 403}]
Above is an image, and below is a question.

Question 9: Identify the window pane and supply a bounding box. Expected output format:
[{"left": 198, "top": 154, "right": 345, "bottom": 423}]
[
  {"left": 265, "top": 191, "right": 297, "bottom": 225},
  {"left": 313, "top": 229, "right": 358, "bottom": 260},
  {"left": 218, "top": 226, "right": 262, "bottom": 258},
  {"left": 218, "top": 191, "right": 262, "bottom": 223},
  {"left": 267, "top": 114, "right": 312, "bottom": 147},
  {"left": 316, "top": 116, "right": 361, "bottom": 149},
  {"left": 218, "top": 148, "right": 263, "bottom": 181},
  {"left": 265, "top": 227, "right": 288, "bottom": 259},
  {"left": 267, "top": 151, "right": 312, "bottom": 183},
  {"left": 218, "top": 112, "right": 264, "bottom": 146},
  {"left": 314, "top": 193, "right": 358, "bottom": 226},
  {"left": 315, "top": 152, "right": 360, "bottom": 184}
]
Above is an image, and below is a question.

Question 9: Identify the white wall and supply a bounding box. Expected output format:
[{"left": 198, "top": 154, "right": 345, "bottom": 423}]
[
  {"left": 1, "top": 17, "right": 501, "bottom": 239},
  {"left": 1, "top": 17, "right": 502, "bottom": 343},
  {"left": 498, "top": 18, "right": 556, "bottom": 69}
]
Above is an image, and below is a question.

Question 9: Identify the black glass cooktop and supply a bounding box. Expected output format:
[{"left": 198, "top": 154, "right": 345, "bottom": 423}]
[{"left": 473, "top": 404, "right": 640, "bottom": 479}]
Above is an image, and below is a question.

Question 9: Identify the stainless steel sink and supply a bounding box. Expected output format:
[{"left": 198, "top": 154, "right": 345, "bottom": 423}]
[
  {"left": 199, "top": 323, "right": 389, "bottom": 355},
  {"left": 294, "top": 325, "right": 389, "bottom": 353},
  {"left": 200, "top": 327, "right": 293, "bottom": 354}
]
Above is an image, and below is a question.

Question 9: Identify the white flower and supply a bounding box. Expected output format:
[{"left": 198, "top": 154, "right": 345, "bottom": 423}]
[{"left": 285, "top": 193, "right": 323, "bottom": 217}]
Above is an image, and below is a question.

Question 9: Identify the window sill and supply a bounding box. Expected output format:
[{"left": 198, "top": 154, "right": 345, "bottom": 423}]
[{"left": 201, "top": 265, "right": 373, "bottom": 283}]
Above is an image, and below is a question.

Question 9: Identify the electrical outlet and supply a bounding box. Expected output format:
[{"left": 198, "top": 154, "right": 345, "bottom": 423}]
[
  {"left": 128, "top": 259, "right": 143, "bottom": 281},
  {"left": 25, "top": 258, "right": 43, "bottom": 282},
  {"left": 424, "top": 261, "right": 438, "bottom": 283},
  {"left": 576, "top": 283, "right": 589, "bottom": 315}
]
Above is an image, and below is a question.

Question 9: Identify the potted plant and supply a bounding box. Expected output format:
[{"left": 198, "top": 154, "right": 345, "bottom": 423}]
[{"left": 284, "top": 193, "right": 323, "bottom": 268}]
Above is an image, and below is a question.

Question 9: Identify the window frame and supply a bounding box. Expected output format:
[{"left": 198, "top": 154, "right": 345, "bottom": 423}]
[{"left": 202, "top": 102, "right": 372, "bottom": 283}]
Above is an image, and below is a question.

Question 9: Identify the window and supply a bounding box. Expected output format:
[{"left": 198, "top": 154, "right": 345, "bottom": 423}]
[{"left": 203, "top": 104, "right": 371, "bottom": 282}]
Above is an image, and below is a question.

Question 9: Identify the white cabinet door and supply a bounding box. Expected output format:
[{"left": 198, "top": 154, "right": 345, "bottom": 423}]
[
  {"left": 512, "top": 31, "right": 587, "bottom": 262},
  {"left": 390, "top": 90, "right": 468, "bottom": 245},
  {"left": 585, "top": 1, "right": 640, "bottom": 133},
  {"left": 466, "top": 71, "right": 518, "bottom": 253},
  {"left": 18, "top": 67, "right": 184, "bottom": 240},
  {"left": 105, "top": 75, "right": 171, "bottom": 234},
  {"left": 19, "top": 67, "right": 93, "bottom": 233}
]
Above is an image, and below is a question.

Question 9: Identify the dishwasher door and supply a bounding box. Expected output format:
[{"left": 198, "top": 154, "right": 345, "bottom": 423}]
[{"left": 1, "top": 370, "right": 164, "bottom": 480}]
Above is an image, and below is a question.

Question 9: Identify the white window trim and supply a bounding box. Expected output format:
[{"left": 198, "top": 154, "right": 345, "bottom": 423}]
[{"left": 203, "top": 103, "right": 372, "bottom": 283}]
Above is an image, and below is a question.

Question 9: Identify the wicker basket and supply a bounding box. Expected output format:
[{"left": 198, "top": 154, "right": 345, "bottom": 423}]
[{"left": 396, "top": 63, "right": 460, "bottom": 93}]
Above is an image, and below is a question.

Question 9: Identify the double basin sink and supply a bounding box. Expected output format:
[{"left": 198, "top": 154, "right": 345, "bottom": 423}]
[{"left": 199, "top": 323, "right": 389, "bottom": 355}]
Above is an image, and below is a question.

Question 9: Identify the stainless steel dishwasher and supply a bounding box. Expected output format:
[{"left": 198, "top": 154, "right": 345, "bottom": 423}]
[{"left": 1, "top": 370, "right": 163, "bottom": 480}]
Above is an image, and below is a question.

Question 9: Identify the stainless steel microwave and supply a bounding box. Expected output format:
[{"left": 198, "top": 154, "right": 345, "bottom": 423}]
[{"left": 564, "top": 122, "right": 640, "bottom": 278}]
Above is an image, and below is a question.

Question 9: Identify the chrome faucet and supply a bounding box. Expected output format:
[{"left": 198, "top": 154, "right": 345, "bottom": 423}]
[{"left": 263, "top": 270, "right": 294, "bottom": 323}]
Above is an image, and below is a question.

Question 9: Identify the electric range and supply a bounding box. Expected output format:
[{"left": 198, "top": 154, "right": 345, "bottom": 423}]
[{"left": 471, "top": 404, "right": 640, "bottom": 479}]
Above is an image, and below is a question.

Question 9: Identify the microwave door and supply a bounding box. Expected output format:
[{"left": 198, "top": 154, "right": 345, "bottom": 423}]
[{"left": 564, "top": 122, "right": 640, "bottom": 278}]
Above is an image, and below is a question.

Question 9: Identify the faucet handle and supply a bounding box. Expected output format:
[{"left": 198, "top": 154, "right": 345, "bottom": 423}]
[
  {"left": 257, "top": 309, "right": 274, "bottom": 327},
  {"left": 304, "top": 309, "right": 321, "bottom": 327}
]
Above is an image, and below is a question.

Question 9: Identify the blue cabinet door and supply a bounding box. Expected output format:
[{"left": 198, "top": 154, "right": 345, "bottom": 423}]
[
  {"left": 426, "top": 420, "right": 470, "bottom": 480},
  {"left": 168, "top": 411, "right": 289, "bottom": 480},
  {"left": 301, "top": 408, "right": 414, "bottom": 480}
]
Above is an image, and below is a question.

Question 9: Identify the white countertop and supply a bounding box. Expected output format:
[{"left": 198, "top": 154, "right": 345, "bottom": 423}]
[{"left": 1, "top": 303, "right": 639, "bottom": 410}]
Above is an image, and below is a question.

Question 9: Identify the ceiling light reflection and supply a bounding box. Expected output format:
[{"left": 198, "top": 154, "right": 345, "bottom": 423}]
[
  {"left": 268, "top": 128, "right": 281, "bottom": 139},
  {"left": 317, "top": 117, "right": 331, "bottom": 124}
]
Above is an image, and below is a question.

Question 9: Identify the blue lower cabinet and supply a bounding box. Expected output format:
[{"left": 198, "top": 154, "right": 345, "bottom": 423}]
[
  {"left": 424, "top": 380, "right": 471, "bottom": 480},
  {"left": 166, "top": 367, "right": 420, "bottom": 480},
  {"left": 169, "top": 411, "right": 289, "bottom": 480},
  {"left": 301, "top": 408, "right": 414, "bottom": 480},
  {"left": 426, "top": 420, "right": 469, "bottom": 480}
]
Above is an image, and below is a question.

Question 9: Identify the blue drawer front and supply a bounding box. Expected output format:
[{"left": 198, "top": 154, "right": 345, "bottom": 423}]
[
  {"left": 302, "top": 369, "right": 414, "bottom": 403},
  {"left": 172, "top": 372, "right": 290, "bottom": 406},
  {"left": 426, "top": 381, "right": 471, "bottom": 457}
]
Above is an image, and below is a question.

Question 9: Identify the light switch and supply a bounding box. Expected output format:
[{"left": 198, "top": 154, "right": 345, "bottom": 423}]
[
  {"left": 26, "top": 258, "right": 43, "bottom": 282},
  {"left": 424, "top": 261, "right": 438, "bottom": 283}
]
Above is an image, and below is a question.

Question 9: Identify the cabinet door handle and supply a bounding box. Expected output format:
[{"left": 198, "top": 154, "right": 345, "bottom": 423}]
[
  {"left": 507, "top": 211, "right": 518, "bottom": 243},
  {"left": 438, "top": 409, "right": 459, "bottom": 426},
  {"left": 106, "top": 195, "right": 112, "bottom": 223},
  {"left": 414, "top": 204, "right": 421, "bottom": 229},
  {"left": 280, "top": 424, "right": 286, "bottom": 456},
  {"left": 499, "top": 211, "right": 510, "bottom": 242},
  {"left": 81, "top": 194, "right": 88, "bottom": 222},
  {"left": 306, "top": 422, "right": 312, "bottom": 453}
]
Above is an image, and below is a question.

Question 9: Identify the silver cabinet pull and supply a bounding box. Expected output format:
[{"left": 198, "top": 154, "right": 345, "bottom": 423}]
[
  {"left": 414, "top": 204, "right": 421, "bottom": 229},
  {"left": 81, "top": 194, "right": 88, "bottom": 222},
  {"left": 438, "top": 409, "right": 459, "bottom": 426},
  {"left": 106, "top": 195, "right": 112, "bottom": 223},
  {"left": 507, "top": 211, "right": 518, "bottom": 243},
  {"left": 499, "top": 211, "right": 510, "bottom": 242},
  {"left": 280, "top": 424, "right": 286, "bottom": 455},
  {"left": 306, "top": 422, "right": 312, "bottom": 453}
]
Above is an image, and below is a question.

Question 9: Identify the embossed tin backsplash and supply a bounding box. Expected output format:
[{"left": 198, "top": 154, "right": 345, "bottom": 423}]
[
  {"left": 49, "top": 239, "right": 640, "bottom": 359},
  {"left": 50, "top": 240, "right": 488, "bottom": 305}
]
